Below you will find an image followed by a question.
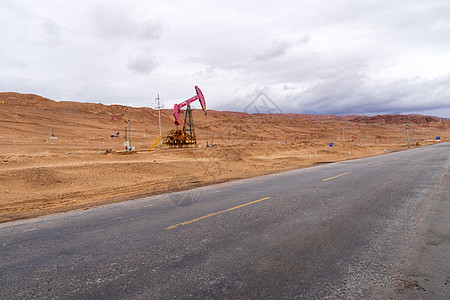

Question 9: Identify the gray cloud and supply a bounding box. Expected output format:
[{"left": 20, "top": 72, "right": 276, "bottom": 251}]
[
  {"left": 138, "top": 20, "right": 163, "bottom": 41},
  {"left": 254, "top": 40, "right": 292, "bottom": 62},
  {"left": 42, "top": 19, "right": 61, "bottom": 38},
  {"left": 127, "top": 55, "right": 159, "bottom": 75},
  {"left": 285, "top": 72, "right": 450, "bottom": 116},
  {"left": 1, "top": 0, "right": 450, "bottom": 117},
  {"left": 296, "top": 34, "right": 310, "bottom": 44},
  {"left": 1, "top": 58, "right": 27, "bottom": 69},
  {"left": 127, "top": 20, "right": 163, "bottom": 75},
  {"left": 89, "top": 4, "right": 162, "bottom": 42},
  {"left": 90, "top": 5, "right": 137, "bottom": 39}
]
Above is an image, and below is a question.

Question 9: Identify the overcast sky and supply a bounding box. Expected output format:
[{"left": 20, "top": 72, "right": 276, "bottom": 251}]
[{"left": 1, "top": 0, "right": 450, "bottom": 117}]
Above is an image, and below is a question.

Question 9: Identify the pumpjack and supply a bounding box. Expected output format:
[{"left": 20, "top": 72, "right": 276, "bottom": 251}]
[{"left": 163, "top": 86, "right": 206, "bottom": 147}]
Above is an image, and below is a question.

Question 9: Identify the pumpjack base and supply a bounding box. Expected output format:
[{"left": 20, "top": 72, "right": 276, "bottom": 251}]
[{"left": 162, "top": 129, "right": 197, "bottom": 148}]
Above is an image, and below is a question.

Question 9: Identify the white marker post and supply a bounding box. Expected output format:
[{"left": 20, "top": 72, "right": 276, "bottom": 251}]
[{"left": 406, "top": 124, "right": 410, "bottom": 149}]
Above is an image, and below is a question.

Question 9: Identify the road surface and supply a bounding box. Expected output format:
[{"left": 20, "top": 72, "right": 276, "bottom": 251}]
[{"left": 1, "top": 142, "right": 449, "bottom": 299}]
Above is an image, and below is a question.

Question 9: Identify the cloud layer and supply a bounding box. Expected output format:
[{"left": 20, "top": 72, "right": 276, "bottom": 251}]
[{"left": 1, "top": 0, "right": 449, "bottom": 117}]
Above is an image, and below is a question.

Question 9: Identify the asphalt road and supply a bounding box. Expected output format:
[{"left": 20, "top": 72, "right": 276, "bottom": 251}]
[{"left": 1, "top": 142, "right": 449, "bottom": 299}]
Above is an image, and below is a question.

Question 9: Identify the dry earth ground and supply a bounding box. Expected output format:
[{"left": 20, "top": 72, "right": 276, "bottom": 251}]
[{"left": 1, "top": 92, "right": 448, "bottom": 222}]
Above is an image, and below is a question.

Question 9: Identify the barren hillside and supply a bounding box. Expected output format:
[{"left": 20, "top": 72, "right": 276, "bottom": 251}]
[{"left": 0, "top": 92, "right": 448, "bottom": 222}]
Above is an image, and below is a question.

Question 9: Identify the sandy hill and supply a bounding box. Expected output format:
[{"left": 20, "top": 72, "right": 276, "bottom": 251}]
[
  {"left": 351, "top": 114, "right": 446, "bottom": 125},
  {"left": 0, "top": 92, "right": 448, "bottom": 223},
  {"left": 1, "top": 92, "right": 447, "bottom": 154}
]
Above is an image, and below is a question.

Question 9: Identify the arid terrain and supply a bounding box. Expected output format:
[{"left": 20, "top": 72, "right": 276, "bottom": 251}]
[{"left": 1, "top": 92, "right": 448, "bottom": 223}]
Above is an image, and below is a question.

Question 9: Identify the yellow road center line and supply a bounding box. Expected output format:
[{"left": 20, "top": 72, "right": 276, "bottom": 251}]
[
  {"left": 322, "top": 172, "right": 351, "bottom": 182},
  {"left": 370, "top": 162, "right": 383, "bottom": 167},
  {"left": 166, "top": 197, "right": 271, "bottom": 230}
]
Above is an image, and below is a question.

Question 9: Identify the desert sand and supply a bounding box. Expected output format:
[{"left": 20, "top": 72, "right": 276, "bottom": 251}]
[{"left": 1, "top": 92, "right": 448, "bottom": 223}]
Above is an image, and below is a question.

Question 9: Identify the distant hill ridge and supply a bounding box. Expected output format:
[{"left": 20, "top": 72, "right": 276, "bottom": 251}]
[
  {"left": 0, "top": 92, "right": 447, "bottom": 125},
  {"left": 350, "top": 114, "right": 444, "bottom": 125}
]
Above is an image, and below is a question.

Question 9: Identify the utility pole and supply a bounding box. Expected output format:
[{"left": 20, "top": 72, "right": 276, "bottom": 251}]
[
  {"left": 155, "top": 94, "right": 163, "bottom": 147},
  {"left": 124, "top": 119, "right": 132, "bottom": 152},
  {"left": 128, "top": 118, "right": 131, "bottom": 151},
  {"left": 406, "top": 124, "right": 410, "bottom": 149}
]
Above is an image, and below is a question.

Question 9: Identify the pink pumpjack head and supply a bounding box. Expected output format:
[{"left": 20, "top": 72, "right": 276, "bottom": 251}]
[
  {"left": 172, "top": 86, "right": 207, "bottom": 125},
  {"left": 195, "top": 86, "right": 206, "bottom": 112}
]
